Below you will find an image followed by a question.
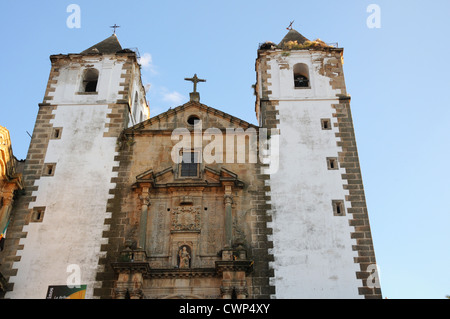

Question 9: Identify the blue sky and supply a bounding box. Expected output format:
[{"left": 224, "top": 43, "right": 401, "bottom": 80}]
[{"left": 1, "top": 0, "right": 449, "bottom": 299}]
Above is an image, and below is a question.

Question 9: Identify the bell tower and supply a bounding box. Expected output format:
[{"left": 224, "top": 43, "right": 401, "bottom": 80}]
[
  {"left": 1, "top": 34, "right": 149, "bottom": 299},
  {"left": 255, "top": 29, "right": 381, "bottom": 298}
]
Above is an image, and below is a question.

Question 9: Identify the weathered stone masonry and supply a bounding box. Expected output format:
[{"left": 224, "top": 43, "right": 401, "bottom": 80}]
[
  {"left": 0, "top": 58, "right": 61, "bottom": 296},
  {"left": 323, "top": 48, "right": 381, "bottom": 298},
  {"left": 95, "top": 54, "right": 142, "bottom": 298},
  {"left": 94, "top": 101, "right": 275, "bottom": 299},
  {"left": 0, "top": 106, "right": 58, "bottom": 296},
  {"left": 333, "top": 97, "right": 382, "bottom": 298}
]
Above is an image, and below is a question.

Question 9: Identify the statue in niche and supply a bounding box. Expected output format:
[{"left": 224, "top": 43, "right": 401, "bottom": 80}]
[{"left": 177, "top": 245, "right": 191, "bottom": 269}]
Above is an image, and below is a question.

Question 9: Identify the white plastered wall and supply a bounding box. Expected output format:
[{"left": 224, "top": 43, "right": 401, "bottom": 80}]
[
  {"left": 6, "top": 56, "right": 126, "bottom": 299},
  {"left": 51, "top": 56, "right": 125, "bottom": 105},
  {"left": 263, "top": 51, "right": 363, "bottom": 298}
]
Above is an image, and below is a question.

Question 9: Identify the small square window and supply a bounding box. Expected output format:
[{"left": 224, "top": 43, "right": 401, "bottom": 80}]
[
  {"left": 31, "top": 207, "right": 45, "bottom": 222},
  {"left": 321, "top": 119, "right": 331, "bottom": 130},
  {"left": 332, "top": 200, "right": 346, "bottom": 216},
  {"left": 327, "top": 157, "right": 338, "bottom": 170},
  {"left": 51, "top": 127, "right": 62, "bottom": 139},
  {"left": 42, "top": 163, "right": 56, "bottom": 176}
]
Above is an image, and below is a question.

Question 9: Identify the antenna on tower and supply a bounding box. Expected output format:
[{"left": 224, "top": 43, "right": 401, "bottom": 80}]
[{"left": 286, "top": 20, "right": 294, "bottom": 30}]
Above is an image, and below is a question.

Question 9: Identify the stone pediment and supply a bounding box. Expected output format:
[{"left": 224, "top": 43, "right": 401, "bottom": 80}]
[
  {"left": 133, "top": 166, "right": 244, "bottom": 189},
  {"left": 126, "top": 101, "right": 258, "bottom": 132}
]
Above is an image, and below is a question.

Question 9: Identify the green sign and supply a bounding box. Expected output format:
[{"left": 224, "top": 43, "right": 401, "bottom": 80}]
[{"left": 46, "top": 285, "right": 87, "bottom": 299}]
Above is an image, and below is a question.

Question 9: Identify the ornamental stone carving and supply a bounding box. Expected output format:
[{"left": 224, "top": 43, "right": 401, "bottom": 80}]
[{"left": 171, "top": 206, "right": 201, "bottom": 232}]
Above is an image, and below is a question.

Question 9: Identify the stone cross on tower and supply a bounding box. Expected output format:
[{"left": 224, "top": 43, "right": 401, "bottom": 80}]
[
  {"left": 184, "top": 74, "right": 206, "bottom": 102},
  {"left": 110, "top": 24, "right": 120, "bottom": 34}
]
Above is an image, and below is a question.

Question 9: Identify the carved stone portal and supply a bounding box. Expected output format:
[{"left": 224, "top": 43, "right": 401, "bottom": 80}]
[{"left": 171, "top": 206, "right": 201, "bottom": 232}]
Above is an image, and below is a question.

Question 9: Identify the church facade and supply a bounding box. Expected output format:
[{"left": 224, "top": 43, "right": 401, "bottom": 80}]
[{"left": 0, "top": 29, "right": 381, "bottom": 299}]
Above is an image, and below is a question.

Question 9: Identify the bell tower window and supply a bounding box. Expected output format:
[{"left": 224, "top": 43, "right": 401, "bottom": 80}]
[
  {"left": 293, "top": 63, "right": 310, "bottom": 88},
  {"left": 82, "top": 68, "right": 99, "bottom": 93}
]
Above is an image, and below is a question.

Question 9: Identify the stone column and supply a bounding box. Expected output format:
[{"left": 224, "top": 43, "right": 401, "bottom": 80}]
[
  {"left": 113, "top": 271, "right": 145, "bottom": 299},
  {"left": 224, "top": 194, "right": 233, "bottom": 248},
  {"left": 114, "top": 288, "right": 127, "bottom": 299},
  {"left": 138, "top": 186, "right": 150, "bottom": 250},
  {"left": 0, "top": 190, "right": 14, "bottom": 235},
  {"left": 129, "top": 272, "right": 144, "bottom": 299},
  {"left": 235, "top": 286, "right": 248, "bottom": 299},
  {"left": 114, "top": 272, "right": 130, "bottom": 299},
  {"left": 221, "top": 286, "right": 233, "bottom": 299},
  {"left": 129, "top": 288, "right": 143, "bottom": 299}
]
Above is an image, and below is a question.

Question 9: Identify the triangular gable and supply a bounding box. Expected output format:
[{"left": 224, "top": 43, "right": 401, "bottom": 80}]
[{"left": 126, "top": 101, "right": 258, "bottom": 133}]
